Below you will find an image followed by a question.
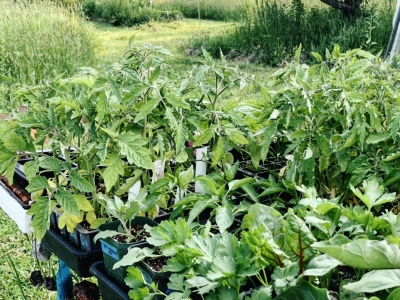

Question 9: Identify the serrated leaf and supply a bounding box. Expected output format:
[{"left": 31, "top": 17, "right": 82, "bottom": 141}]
[
  {"left": 2, "top": 131, "right": 27, "bottom": 152},
  {"left": 102, "top": 154, "right": 125, "bottom": 192},
  {"left": 23, "top": 160, "right": 39, "bottom": 181},
  {"left": 224, "top": 124, "right": 248, "bottom": 145},
  {"left": 26, "top": 176, "right": 50, "bottom": 193},
  {"left": 70, "top": 170, "right": 95, "bottom": 193},
  {"left": 366, "top": 132, "right": 391, "bottom": 144},
  {"left": 134, "top": 98, "right": 161, "bottom": 123},
  {"left": 55, "top": 186, "right": 80, "bottom": 217},
  {"left": 27, "top": 197, "right": 56, "bottom": 241}
]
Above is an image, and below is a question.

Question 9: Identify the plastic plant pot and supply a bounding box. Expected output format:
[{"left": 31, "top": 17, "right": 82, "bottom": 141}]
[
  {"left": 98, "top": 217, "right": 158, "bottom": 288},
  {"left": 76, "top": 224, "right": 100, "bottom": 251},
  {"left": 42, "top": 228, "right": 103, "bottom": 277},
  {"left": 137, "top": 260, "right": 171, "bottom": 293},
  {"left": 0, "top": 169, "right": 33, "bottom": 233},
  {"left": 89, "top": 261, "right": 130, "bottom": 300}
]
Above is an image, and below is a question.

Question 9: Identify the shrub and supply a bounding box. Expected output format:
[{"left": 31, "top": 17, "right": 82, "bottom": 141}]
[
  {"left": 0, "top": 1, "right": 96, "bottom": 84},
  {"left": 189, "top": 0, "right": 394, "bottom": 66}
]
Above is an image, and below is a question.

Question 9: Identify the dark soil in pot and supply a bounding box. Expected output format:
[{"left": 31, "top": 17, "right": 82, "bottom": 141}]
[
  {"left": 73, "top": 280, "right": 100, "bottom": 300},
  {"left": 112, "top": 224, "right": 150, "bottom": 243},
  {"left": 143, "top": 249, "right": 167, "bottom": 272}
]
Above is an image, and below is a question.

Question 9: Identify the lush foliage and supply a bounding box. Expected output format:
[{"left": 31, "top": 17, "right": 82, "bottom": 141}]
[
  {"left": 3, "top": 40, "right": 400, "bottom": 298},
  {"left": 191, "top": 0, "right": 394, "bottom": 65},
  {"left": 0, "top": 1, "right": 96, "bottom": 84},
  {"left": 82, "top": 0, "right": 182, "bottom": 26}
]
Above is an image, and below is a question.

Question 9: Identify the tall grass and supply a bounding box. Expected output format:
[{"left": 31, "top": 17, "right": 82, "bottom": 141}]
[
  {"left": 0, "top": 1, "right": 96, "bottom": 84},
  {"left": 189, "top": 0, "right": 394, "bottom": 65},
  {"left": 153, "top": 0, "right": 249, "bottom": 21}
]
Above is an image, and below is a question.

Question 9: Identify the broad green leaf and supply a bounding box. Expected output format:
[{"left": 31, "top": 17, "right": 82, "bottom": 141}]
[
  {"left": 118, "top": 134, "right": 153, "bottom": 169},
  {"left": 339, "top": 131, "right": 357, "bottom": 151},
  {"left": 350, "top": 178, "right": 396, "bottom": 211},
  {"left": 178, "top": 166, "right": 194, "bottom": 190},
  {"left": 55, "top": 186, "right": 80, "bottom": 217},
  {"left": 223, "top": 162, "right": 238, "bottom": 182},
  {"left": 74, "top": 194, "right": 94, "bottom": 212},
  {"left": 70, "top": 171, "right": 95, "bottom": 193},
  {"left": 384, "top": 168, "right": 400, "bottom": 187},
  {"left": 2, "top": 131, "right": 26, "bottom": 152},
  {"left": 366, "top": 132, "right": 391, "bottom": 144},
  {"left": 388, "top": 287, "right": 400, "bottom": 300},
  {"left": 175, "top": 121, "right": 187, "bottom": 154},
  {"left": 5, "top": 159, "right": 16, "bottom": 186},
  {"left": 102, "top": 154, "right": 125, "bottom": 192},
  {"left": 224, "top": 124, "right": 248, "bottom": 145},
  {"left": 194, "top": 176, "right": 219, "bottom": 196},
  {"left": 260, "top": 120, "right": 278, "bottom": 161},
  {"left": 134, "top": 98, "right": 161, "bottom": 123},
  {"left": 113, "top": 247, "right": 154, "bottom": 269},
  {"left": 27, "top": 197, "right": 56, "bottom": 241},
  {"left": 228, "top": 178, "right": 255, "bottom": 193},
  {"left": 93, "top": 229, "right": 120, "bottom": 243},
  {"left": 303, "top": 254, "right": 341, "bottom": 276},
  {"left": 312, "top": 234, "right": 400, "bottom": 269},
  {"left": 241, "top": 184, "right": 259, "bottom": 203},
  {"left": 149, "top": 177, "right": 170, "bottom": 193},
  {"left": 141, "top": 192, "right": 161, "bottom": 213},
  {"left": 96, "top": 92, "right": 107, "bottom": 124},
  {"left": 186, "top": 276, "right": 218, "bottom": 294},
  {"left": 271, "top": 263, "right": 299, "bottom": 295},
  {"left": 193, "top": 126, "right": 216, "bottom": 147},
  {"left": 343, "top": 270, "right": 400, "bottom": 293},
  {"left": 26, "top": 176, "right": 50, "bottom": 193},
  {"left": 215, "top": 206, "right": 234, "bottom": 233},
  {"left": 187, "top": 200, "right": 210, "bottom": 224},
  {"left": 125, "top": 266, "right": 146, "bottom": 290},
  {"left": 283, "top": 209, "right": 317, "bottom": 266},
  {"left": 39, "top": 157, "right": 62, "bottom": 173},
  {"left": 116, "top": 170, "right": 143, "bottom": 195},
  {"left": 274, "top": 281, "right": 329, "bottom": 300},
  {"left": 23, "top": 160, "right": 39, "bottom": 181},
  {"left": 211, "top": 137, "right": 225, "bottom": 167}
]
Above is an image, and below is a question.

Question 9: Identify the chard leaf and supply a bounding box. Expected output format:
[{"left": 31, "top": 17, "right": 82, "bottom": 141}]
[
  {"left": 312, "top": 235, "right": 400, "bottom": 269},
  {"left": 283, "top": 209, "right": 317, "bottom": 271},
  {"left": 273, "top": 281, "right": 329, "bottom": 300},
  {"left": 343, "top": 270, "right": 400, "bottom": 293}
]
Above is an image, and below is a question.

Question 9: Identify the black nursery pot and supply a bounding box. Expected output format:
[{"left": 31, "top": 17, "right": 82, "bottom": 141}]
[
  {"left": 98, "top": 217, "right": 158, "bottom": 288},
  {"left": 42, "top": 228, "right": 103, "bottom": 277},
  {"left": 90, "top": 261, "right": 130, "bottom": 300},
  {"left": 137, "top": 259, "right": 172, "bottom": 294}
]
